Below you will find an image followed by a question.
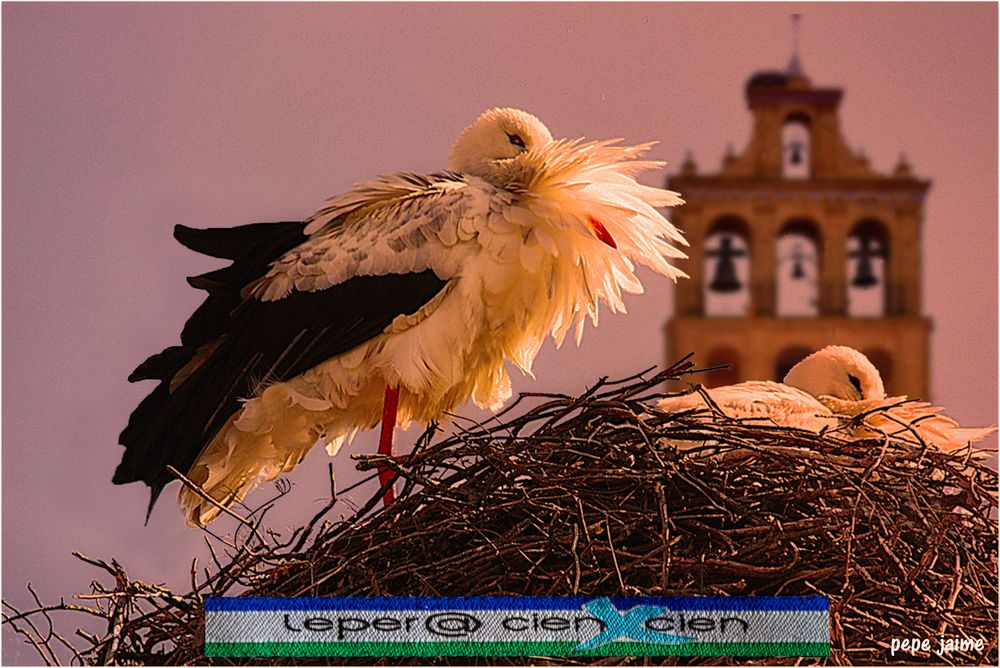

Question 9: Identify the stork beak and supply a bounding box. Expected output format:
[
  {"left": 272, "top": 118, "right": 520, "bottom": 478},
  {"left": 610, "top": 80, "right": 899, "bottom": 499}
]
[{"left": 589, "top": 217, "right": 617, "bottom": 249}]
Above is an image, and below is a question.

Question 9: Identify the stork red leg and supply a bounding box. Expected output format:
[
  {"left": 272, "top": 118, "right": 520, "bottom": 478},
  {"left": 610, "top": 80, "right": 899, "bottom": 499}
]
[{"left": 377, "top": 385, "right": 399, "bottom": 505}]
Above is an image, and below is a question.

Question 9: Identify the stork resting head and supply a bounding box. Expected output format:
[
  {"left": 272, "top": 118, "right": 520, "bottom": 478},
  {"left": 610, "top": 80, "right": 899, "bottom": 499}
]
[
  {"left": 783, "top": 345, "right": 886, "bottom": 401},
  {"left": 448, "top": 107, "right": 554, "bottom": 184},
  {"left": 448, "top": 107, "right": 635, "bottom": 250}
]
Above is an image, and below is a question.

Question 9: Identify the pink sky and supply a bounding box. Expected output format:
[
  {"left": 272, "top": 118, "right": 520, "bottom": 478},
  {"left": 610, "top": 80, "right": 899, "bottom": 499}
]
[{"left": 3, "top": 3, "right": 996, "bottom": 662}]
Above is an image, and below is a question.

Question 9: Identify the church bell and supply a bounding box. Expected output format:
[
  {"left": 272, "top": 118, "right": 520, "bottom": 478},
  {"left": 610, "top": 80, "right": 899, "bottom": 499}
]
[
  {"left": 790, "top": 244, "right": 807, "bottom": 279},
  {"left": 788, "top": 140, "right": 804, "bottom": 166},
  {"left": 850, "top": 236, "right": 881, "bottom": 288},
  {"left": 707, "top": 235, "right": 745, "bottom": 293}
]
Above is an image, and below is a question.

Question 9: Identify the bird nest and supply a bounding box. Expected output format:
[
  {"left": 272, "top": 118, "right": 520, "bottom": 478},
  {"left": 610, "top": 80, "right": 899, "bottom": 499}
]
[{"left": 4, "top": 359, "right": 997, "bottom": 666}]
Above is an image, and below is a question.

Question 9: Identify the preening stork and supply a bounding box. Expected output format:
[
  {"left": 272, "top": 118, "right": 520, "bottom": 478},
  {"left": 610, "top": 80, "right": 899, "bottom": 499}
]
[
  {"left": 115, "top": 107, "right": 688, "bottom": 525},
  {"left": 659, "top": 346, "right": 995, "bottom": 450}
]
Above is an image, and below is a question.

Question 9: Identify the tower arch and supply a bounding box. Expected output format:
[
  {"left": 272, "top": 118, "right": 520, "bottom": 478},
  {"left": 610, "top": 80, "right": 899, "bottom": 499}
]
[
  {"left": 863, "top": 348, "right": 895, "bottom": 395},
  {"left": 704, "top": 347, "right": 742, "bottom": 388},
  {"left": 777, "top": 218, "right": 822, "bottom": 316},
  {"left": 774, "top": 345, "right": 814, "bottom": 382},
  {"left": 782, "top": 111, "right": 812, "bottom": 178}
]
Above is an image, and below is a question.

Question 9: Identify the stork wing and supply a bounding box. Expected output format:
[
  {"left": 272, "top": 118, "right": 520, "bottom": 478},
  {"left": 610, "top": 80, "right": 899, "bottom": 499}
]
[
  {"left": 248, "top": 171, "right": 474, "bottom": 301},
  {"left": 116, "top": 174, "right": 471, "bottom": 512},
  {"left": 659, "top": 381, "right": 836, "bottom": 432}
]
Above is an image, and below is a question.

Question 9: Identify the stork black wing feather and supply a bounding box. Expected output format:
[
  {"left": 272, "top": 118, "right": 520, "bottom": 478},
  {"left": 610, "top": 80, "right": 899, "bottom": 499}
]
[
  {"left": 115, "top": 221, "right": 448, "bottom": 519},
  {"left": 177, "top": 221, "right": 308, "bottom": 346},
  {"left": 173, "top": 221, "right": 302, "bottom": 260},
  {"left": 128, "top": 345, "right": 191, "bottom": 382}
]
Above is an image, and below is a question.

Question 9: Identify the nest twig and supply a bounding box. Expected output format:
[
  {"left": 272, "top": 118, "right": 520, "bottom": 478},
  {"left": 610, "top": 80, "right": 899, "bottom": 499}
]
[{"left": 4, "top": 358, "right": 997, "bottom": 665}]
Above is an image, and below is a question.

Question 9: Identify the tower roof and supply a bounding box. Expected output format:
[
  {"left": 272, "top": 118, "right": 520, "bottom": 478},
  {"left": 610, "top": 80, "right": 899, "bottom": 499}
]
[{"left": 746, "top": 70, "right": 790, "bottom": 91}]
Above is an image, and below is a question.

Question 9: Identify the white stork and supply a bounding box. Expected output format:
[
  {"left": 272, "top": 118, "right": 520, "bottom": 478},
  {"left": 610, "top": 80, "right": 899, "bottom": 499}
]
[
  {"left": 659, "top": 346, "right": 995, "bottom": 451},
  {"left": 115, "top": 108, "right": 688, "bottom": 525}
]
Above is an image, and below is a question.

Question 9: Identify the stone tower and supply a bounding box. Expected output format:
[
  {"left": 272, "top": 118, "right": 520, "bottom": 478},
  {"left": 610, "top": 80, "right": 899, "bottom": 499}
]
[{"left": 665, "top": 59, "right": 932, "bottom": 397}]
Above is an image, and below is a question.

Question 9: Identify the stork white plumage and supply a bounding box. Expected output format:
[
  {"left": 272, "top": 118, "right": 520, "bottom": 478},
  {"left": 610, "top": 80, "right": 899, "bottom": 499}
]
[
  {"left": 659, "top": 346, "right": 995, "bottom": 451},
  {"left": 116, "top": 108, "right": 688, "bottom": 525},
  {"left": 785, "top": 346, "right": 995, "bottom": 450},
  {"left": 657, "top": 380, "right": 838, "bottom": 433}
]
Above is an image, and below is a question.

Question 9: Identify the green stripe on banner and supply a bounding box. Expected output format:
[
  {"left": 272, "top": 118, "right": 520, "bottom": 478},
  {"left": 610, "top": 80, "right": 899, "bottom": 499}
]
[{"left": 205, "top": 640, "right": 831, "bottom": 658}]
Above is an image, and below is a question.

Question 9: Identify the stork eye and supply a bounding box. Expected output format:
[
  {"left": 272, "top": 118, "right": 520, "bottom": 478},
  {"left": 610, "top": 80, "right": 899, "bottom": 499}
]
[
  {"left": 507, "top": 133, "right": 526, "bottom": 149},
  {"left": 847, "top": 374, "right": 863, "bottom": 396}
]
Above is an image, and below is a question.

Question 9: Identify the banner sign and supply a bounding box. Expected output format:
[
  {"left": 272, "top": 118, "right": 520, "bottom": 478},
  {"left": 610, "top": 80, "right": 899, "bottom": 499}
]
[{"left": 205, "top": 595, "right": 830, "bottom": 657}]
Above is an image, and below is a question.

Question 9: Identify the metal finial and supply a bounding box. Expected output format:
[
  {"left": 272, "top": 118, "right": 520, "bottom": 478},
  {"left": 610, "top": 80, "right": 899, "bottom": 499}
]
[
  {"left": 792, "top": 14, "right": 801, "bottom": 56},
  {"left": 787, "top": 13, "right": 804, "bottom": 77}
]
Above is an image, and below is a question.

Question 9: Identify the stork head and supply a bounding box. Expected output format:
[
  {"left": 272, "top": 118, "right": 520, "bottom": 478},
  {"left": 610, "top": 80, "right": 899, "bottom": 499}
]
[
  {"left": 449, "top": 107, "right": 553, "bottom": 183},
  {"left": 783, "top": 345, "right": 886, "bottom": 401}
]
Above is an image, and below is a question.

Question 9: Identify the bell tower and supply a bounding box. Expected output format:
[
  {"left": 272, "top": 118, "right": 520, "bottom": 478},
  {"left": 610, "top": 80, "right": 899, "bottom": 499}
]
[{"left": 665, "top": 47, "right": 932, "bottom": 396}]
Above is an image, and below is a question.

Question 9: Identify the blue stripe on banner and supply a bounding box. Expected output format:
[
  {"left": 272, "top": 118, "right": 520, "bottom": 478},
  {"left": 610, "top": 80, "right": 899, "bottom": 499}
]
[{"left": 205, "top": 595, "right": 829, "bottom": 613}]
